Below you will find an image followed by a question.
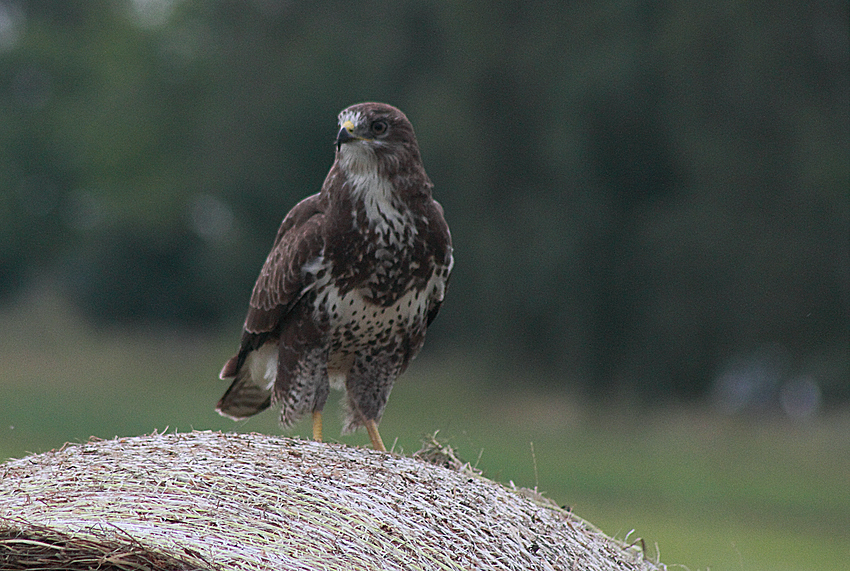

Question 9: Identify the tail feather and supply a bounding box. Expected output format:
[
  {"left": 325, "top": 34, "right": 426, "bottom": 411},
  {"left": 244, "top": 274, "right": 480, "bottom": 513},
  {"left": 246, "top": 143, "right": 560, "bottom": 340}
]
[
  {"left": 219, "top": 354, "right": 240, "bottom": 380},
  {"left": 216, "top": 355, "right": 273, "bottom": 420}
]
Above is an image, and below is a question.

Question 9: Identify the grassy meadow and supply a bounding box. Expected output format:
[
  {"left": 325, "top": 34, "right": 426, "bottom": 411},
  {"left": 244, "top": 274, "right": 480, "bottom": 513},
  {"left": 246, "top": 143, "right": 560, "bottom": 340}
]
[{"left": 1, "top": 294, "right": 848, "bottom": 571}]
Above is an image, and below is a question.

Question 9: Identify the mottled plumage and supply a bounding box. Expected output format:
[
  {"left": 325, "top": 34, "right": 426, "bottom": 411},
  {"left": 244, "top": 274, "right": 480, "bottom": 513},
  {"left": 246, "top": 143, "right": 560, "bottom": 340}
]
[{"left": 216, "top": 102, "right": 453, "bottom": 450}]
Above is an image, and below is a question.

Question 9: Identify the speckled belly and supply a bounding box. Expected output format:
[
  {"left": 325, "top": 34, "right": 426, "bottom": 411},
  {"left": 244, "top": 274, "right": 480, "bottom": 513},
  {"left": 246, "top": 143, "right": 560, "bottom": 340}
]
[{"left": 317, "top": 285, "right": 429, "bottom": 383}]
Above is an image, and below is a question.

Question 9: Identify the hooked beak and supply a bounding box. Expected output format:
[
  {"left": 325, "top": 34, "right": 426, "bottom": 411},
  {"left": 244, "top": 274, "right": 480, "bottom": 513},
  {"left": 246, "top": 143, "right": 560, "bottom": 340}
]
[{"left": 336, "top": 120, "right": 360, "bottom": 150}]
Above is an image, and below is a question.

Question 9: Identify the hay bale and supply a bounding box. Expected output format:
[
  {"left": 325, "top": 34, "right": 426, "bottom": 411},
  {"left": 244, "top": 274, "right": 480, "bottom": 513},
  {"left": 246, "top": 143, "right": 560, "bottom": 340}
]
[{"left": 0, "top": 431, "right": 665, "bottom": 570}]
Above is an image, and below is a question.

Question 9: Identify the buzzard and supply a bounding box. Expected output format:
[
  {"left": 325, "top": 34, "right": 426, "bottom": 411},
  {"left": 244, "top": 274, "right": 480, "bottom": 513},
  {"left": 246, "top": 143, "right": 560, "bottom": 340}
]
[{"left": 216, "top": 102, "right": 453, "bottom": 451}]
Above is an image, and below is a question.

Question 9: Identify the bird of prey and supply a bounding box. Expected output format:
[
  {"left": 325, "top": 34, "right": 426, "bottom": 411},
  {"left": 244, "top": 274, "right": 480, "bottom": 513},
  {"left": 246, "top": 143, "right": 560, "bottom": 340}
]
[{"left": 216, "top": 102, "right": 453, "bottom": 451}]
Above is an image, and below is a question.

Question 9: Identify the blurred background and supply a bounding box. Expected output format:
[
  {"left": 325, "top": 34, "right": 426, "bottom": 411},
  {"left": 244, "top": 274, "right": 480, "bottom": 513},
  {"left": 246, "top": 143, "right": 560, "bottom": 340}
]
[{"left": 1, "top": 1, "right": 847, "bottom": 570}]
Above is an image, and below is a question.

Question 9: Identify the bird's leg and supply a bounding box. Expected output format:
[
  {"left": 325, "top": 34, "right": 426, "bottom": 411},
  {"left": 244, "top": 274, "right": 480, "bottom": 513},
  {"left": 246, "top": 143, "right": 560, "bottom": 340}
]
[
  {"left": 312, "top": 411, "right": 323, "bottom": 442},
  {"left": 364, "top": 419, "right": 386, "bottom": 451}
]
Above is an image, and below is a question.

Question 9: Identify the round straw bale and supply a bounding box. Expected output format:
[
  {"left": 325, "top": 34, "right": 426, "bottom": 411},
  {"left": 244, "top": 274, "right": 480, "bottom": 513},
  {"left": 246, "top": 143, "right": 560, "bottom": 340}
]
[{"left": 0, "top": 430, "right": 665, "bottom": 570}]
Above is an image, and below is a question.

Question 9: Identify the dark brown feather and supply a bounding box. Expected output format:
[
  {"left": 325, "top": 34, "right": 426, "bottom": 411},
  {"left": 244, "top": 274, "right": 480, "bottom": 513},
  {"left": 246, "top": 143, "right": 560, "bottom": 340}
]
[
  {"left": 220, "top": 193, "right": 326, "bottom": 379},
  {"left": 244, "top": 193, "right": 326, "bottom": 333}
]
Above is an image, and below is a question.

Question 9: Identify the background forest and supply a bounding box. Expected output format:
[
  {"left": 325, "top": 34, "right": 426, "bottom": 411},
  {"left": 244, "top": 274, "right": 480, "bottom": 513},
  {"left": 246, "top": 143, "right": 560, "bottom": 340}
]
[
  {"left": 1, "top": 0, "right": 847, "bottom": 405},
  {"left": 1, "top": 2, "right": 848, "bottom": 570}
]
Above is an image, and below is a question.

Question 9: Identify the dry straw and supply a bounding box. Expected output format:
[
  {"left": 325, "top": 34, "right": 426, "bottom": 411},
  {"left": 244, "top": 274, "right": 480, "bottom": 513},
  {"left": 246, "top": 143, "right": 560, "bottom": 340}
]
[{"left": 0, "top": 430, "right": 665, "bottom": 570}]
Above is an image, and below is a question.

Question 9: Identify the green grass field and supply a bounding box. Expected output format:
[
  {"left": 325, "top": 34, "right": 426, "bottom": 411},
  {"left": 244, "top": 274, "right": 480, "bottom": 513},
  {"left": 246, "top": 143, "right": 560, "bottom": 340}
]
[{"left": 2, "top": 295, "right": 848, "bottom": 571}]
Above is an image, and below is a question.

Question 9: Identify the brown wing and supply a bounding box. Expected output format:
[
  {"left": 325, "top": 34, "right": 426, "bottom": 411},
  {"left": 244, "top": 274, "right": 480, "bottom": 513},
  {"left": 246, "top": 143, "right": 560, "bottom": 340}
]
[
  {"left": 220, "top": 192, "right": 326, "bottom": 379},
  {"left": 244, "top": 193, "right": 326, "bottom": 334},
  {"left": 424, "top": 197, "right": 454, "bottom": 327}
]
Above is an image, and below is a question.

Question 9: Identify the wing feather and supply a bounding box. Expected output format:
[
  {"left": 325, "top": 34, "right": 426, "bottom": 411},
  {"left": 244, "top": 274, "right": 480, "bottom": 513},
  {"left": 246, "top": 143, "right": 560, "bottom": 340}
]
[
  {"left": 244, "top": 193, "right": 325, "bottom": 332},
  {"left": 222, "top": 192, "right": 326, "bottom": 377},
  {"left": 424, "top": 198, "right": 453, "bottom": 326},
  {"left": 217, "top": 192, "right": 327, "bottom": 418}
]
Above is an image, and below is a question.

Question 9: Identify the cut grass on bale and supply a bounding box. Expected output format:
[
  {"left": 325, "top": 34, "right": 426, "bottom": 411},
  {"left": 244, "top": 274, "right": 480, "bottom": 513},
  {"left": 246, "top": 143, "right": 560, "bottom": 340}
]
[{"left": 0, "top": 431, "right": 663, "bottom": 571}]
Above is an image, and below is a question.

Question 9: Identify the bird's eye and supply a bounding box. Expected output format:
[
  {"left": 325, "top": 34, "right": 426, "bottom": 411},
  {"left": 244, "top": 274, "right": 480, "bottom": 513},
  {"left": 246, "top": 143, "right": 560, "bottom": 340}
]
[{"left": 371, "top": 120, "right": 388, "bottom": 137}]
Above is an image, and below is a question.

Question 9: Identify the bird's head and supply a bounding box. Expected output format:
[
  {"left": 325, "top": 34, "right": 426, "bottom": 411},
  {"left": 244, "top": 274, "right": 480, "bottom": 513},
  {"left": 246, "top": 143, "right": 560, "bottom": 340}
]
[{"left": 335, "top": 102, "right": 423, "bottom": 178}]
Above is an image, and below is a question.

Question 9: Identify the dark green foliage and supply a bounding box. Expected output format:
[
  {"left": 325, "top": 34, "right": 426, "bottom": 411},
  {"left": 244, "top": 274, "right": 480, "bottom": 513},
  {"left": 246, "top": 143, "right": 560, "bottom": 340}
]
[{"left": 1, "top": 0, "right": 846, "bottom": 401}]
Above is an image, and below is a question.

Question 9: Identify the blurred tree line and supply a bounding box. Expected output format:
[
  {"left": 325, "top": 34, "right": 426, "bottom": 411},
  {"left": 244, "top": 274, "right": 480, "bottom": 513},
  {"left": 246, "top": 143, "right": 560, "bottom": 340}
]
[{"left": 1, "top": 0, "right": 847, "bottom": 406}]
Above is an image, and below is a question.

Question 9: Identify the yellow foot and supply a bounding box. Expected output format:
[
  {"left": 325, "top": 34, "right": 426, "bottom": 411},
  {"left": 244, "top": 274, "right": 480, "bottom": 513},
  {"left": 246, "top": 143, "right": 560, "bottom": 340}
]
[
  {"left": 364, "top": 419, "right": 386, "bottom": 451},
  {"left": 312, "top": 411, "right": 323, "bottom": 442}
]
